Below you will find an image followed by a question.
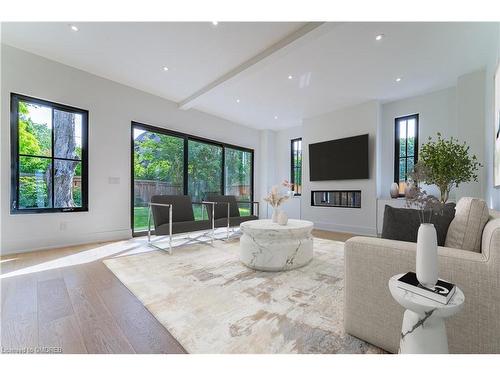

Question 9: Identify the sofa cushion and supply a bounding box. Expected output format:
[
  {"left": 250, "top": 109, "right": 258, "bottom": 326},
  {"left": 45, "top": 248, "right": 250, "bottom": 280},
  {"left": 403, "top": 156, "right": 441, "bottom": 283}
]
[
  {"left": 445, "top": 197, "right": 489, "bottom": 252},
  {"left": 381, "top": 203, "right": 456, "bottom": 246}
]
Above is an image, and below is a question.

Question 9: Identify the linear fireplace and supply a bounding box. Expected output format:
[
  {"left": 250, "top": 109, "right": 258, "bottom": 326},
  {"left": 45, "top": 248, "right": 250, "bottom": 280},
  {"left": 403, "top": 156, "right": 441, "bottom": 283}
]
[{"left": 311, "top": 190, "right": 361, "bottom": 208}]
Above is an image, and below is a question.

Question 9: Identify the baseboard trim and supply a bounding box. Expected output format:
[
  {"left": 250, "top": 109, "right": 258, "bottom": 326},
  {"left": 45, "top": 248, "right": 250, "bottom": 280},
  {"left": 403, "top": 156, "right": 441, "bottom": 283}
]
[
  {"left": 312, "top": 221, "right": 377, "bottom": 236},
  {"left": 1, "top": 229, "right": 133, "bottom": 256}
]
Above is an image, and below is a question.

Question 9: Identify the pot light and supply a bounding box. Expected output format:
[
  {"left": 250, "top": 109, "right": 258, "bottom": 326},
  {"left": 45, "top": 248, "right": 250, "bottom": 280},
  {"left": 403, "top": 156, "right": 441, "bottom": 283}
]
[
  {"left": 274, "top": 115, "right": 278, "bottom": 120},
  {"left": 288, "top": 75, "right": 293, "bottom": 80},
  {"left": 395, "top": 77, "right": 402, "bottom": 82},
  {"left": 236, "top": 99, "right": 240, "bottom": 103},
  {"left": 212, "top": 21, "right": 218, "bottom": 26},
  {"left": 69, "top": 24, "right": 79, "bottom": 32},
  {"left": 163, "top": 66, "right": 169, "bottom": 71},
  {"left": 375, "top": 34, "right": 384, "bottom": 41}
]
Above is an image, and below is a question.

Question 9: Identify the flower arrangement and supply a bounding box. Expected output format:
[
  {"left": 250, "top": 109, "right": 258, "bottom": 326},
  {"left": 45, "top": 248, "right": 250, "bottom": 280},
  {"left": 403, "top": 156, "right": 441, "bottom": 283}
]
[{"left": 263, "top": 180, "right": 292, "bottom": 208}]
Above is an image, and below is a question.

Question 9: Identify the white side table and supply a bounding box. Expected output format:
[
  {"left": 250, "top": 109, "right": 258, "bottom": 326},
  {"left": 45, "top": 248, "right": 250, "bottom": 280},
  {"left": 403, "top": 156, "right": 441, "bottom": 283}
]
[{"left": 388, "top": 273, "right": 464, "bottom": 354}]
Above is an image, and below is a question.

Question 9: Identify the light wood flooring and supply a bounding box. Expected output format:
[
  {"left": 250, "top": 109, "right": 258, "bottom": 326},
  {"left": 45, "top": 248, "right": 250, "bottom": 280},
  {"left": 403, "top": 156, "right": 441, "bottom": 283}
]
[{"left": 0, "top": 230, "right": 356, "bottom": 354}]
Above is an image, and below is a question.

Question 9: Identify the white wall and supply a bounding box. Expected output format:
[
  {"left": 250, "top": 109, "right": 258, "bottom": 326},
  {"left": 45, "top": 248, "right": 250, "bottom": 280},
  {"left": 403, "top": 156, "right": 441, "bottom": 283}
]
[
  {"left": 485, "top": 25, "right": 500, "bottom": 210},
  {"left": 301, "top": 101, "right": 380, "bottom": 235},
  {"left": 380, "top": 70, "right": 486, "bottom": 202},
  {"left": 0, "top": 45, "right": 262, "bottom": 255}
]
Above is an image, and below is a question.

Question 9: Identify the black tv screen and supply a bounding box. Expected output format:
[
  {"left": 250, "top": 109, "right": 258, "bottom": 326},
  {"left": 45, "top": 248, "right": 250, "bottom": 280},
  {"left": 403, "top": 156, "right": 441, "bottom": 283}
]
[{"left": 309, "top": 134, "right": 369, "bottom": 181}]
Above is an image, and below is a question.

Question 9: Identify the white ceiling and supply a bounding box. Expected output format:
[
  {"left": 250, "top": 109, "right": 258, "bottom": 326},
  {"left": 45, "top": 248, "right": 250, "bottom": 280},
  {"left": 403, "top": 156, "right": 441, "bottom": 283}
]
[{"left": 2, "top": 22, "right": 499, "bottom": 130}]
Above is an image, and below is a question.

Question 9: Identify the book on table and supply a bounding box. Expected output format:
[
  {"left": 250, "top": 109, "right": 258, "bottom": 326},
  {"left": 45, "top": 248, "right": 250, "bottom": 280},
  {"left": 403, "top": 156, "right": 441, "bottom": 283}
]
[{"left": 396, "top": 272, "right": 456, "bottom": 304}]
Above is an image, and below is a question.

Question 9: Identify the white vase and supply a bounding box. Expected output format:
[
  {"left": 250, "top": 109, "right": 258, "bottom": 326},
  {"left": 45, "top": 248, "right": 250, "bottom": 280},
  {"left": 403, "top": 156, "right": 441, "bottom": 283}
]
[
  {"left": 272, "top": 207, "right": 280, "bottom": 223},
  {"left": 277, "top": 210, "right": 288, "bottom": 225},
  {"left": 416, "top": 223, "right": 438, "bottom": 289},
  {"left": 390, "top": 182, "right": 399, "bottom": 198}
]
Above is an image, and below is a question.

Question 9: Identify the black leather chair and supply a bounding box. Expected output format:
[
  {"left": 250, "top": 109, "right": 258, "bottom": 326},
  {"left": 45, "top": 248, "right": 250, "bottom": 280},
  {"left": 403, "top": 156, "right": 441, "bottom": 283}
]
[
  {"left": 148, "top": 195, "right": 214, "bottom": 254},
  {"left": 204, "top": 195, "right": 259, "bottom": 239}
]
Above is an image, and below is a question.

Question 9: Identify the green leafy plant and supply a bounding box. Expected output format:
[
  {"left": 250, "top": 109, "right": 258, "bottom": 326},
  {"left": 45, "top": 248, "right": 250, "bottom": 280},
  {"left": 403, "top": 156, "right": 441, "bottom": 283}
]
[{"left": 418, "top": 133, "right": 482, "bottom": 203}]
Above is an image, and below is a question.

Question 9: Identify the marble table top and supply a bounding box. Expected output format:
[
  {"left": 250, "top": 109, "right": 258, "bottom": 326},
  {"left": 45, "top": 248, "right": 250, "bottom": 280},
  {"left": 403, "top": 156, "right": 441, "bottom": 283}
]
[
  {"left": 389, "top": 273, "right": 465, "bottom": 318},
  {"left": 240, "top": 219, "right": 314, "bottom": 238}
]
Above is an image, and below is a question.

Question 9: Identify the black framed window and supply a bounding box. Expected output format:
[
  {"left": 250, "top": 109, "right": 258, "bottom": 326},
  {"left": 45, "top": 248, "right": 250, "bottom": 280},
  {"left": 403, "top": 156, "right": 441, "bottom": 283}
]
[
  {"left": 394, "top": 114, "right": 419, "bottom": 196},
  {"left": 131, "top": 122, "right": 254, "bottom": 234},
  {"left": 290, "top": 138, "right": 302, "bottom": 196},
  {"left": 10, "top": 93, "right": 89, "bottom": 214}
]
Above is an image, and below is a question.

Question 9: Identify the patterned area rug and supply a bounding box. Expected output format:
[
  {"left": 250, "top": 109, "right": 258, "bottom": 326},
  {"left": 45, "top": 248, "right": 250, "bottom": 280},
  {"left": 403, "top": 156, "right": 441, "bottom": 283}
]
[{"left": 103, "top": 237, "right": 384, "bottom": 354}]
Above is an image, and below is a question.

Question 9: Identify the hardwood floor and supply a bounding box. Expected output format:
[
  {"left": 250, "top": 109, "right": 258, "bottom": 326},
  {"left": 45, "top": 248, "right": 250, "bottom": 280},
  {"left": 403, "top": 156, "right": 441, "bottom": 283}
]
[
  {"left": 1, "top": 241, "right": 186, "bottom": 354},
  {"left": 1, "top": 230, "right": 355, "bottom": 354}
]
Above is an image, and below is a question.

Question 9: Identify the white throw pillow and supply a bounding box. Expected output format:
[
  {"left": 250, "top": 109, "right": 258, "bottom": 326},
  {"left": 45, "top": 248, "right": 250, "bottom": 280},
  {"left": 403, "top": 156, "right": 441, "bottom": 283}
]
[{"left": 445, "top": 197, "right": 490, "bottom": 252}]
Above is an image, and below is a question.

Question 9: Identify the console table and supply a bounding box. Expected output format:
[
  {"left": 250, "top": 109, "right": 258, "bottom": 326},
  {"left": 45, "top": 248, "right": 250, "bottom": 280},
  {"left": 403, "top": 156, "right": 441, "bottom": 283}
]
[{"left": 239, "top": 219, "right": 314, "bottom": 271}]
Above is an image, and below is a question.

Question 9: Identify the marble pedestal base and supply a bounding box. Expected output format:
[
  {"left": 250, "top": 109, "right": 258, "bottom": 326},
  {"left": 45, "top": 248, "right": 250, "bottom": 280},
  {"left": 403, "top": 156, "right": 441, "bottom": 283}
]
[
  {"left": 389, "top": 274, "right": 464, "bottom": 354},
  {"left": 239, "top": 219, "right": 314, "bottom": 271}
]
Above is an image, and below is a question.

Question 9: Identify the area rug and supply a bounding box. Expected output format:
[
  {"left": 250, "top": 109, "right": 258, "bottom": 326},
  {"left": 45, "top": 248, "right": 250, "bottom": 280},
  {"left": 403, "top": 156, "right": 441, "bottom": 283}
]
[{"left": 103, "top": 237, "right": 384, "bottom": 354}]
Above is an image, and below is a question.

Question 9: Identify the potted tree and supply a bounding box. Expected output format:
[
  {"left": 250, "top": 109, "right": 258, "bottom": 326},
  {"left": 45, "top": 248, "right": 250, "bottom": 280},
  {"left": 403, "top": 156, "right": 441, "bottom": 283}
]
[
  {"left": 418, "top": 132, "right": 482, "bottom": 203},
  {"left": 406, "top": 133, "right": 482, "bottom": 288}
]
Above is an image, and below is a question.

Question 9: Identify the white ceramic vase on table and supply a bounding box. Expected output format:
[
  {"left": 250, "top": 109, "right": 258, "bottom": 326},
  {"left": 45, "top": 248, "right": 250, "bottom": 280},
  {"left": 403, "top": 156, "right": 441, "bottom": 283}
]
[
  {"left": 416, "top": 223, "right": 438, "bottom": 288},
  {"left": 271, "top": 207, "right": 280, "bottom": 223},
  {"left": 390, "top": 182, "right": 399, "bottom": 198}
]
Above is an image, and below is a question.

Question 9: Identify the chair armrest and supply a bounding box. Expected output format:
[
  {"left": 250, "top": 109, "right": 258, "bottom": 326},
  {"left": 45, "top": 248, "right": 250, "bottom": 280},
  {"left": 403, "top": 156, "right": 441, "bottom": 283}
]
[{"left": 148, "top": 202, "right": 172, "bottom": 207}]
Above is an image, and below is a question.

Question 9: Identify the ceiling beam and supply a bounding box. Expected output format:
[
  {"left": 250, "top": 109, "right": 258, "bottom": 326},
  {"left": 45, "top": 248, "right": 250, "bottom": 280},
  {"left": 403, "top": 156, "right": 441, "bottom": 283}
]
[{"left": 177, "top": 22, "right": 325, "bottom": 110}]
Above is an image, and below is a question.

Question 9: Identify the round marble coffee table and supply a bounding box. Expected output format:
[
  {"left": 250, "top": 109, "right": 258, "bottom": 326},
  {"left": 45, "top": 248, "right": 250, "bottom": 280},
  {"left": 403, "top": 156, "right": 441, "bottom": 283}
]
[
  {"left": 388, "top": 273, "right": 464, "bottom": 354},
  {"left": 239, "top": 219, "right": 314, "bottom": 271}
]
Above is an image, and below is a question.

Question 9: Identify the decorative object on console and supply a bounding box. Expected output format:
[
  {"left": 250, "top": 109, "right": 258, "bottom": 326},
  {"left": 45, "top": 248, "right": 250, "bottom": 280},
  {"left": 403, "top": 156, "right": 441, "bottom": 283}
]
[
  {"left": 418, "top": 132, "right": 482, "bottom": 203},
  {"left": 277, "top": 210, "right": 288, "bottom": 225},
  {"left": 263, "top": 181, "right": 292, "bottom": 223},
  {"left": 390, "top": 182, "right": 399, "bottom": 198}
]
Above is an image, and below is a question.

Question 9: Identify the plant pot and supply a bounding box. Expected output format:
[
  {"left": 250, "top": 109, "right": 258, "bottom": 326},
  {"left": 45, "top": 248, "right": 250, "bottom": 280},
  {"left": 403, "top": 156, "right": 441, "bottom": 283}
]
[
  {"left": 416, "top": 223, "right": 438, "bottom": 289},
  {"left": 390, "top": 183, "right": 399, "bottom": 198}
]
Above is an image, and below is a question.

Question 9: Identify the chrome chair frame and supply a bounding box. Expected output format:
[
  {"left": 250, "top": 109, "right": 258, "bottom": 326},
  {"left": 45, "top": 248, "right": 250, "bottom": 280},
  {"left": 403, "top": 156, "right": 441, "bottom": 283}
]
[
  {"left": 147, "top": 201, "right": 215, "bottom": 254},
  {"left": 202, "top": 200, "right": 260, "bottom": 240}
]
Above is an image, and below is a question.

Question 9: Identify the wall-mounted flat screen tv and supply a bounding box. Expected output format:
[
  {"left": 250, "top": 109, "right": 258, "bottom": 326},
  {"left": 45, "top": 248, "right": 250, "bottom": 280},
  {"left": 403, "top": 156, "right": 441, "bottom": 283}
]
[{"left": 309, "top": 134, "right": 369, "bottom": 181}]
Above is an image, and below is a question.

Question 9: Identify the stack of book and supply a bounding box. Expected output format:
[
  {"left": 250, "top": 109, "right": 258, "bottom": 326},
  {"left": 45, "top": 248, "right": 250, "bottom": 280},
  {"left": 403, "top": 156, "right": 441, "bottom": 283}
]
[{"left": 396, "top": 272, "right": 456, "bottom": 304}]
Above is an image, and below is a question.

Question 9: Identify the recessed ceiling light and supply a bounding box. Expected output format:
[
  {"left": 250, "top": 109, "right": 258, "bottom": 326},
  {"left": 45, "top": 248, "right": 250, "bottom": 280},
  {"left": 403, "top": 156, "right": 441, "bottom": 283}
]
[
  {"left": 274, "top": 115, "right": 278, "bottom": 120},
  {"left": 69, "top": 24, "right": 79, "bottom": 32},
  {"left": 212, "top": 21, "right": 218, "bottom": 26},
  {"left": 375, "top": 34, "right": 384, "bottom": 41},
  {"left": 395, "top": 77, "right": 402, "bottom": 82},
  {"left": 236, "top": 99, "right": 240, "bottom": 103},
  {"left": 163, "top": 66, "right": 169, "bottom": 71},
  {"left": 288, "top": 75, "right": 293, "bottom": 80}
]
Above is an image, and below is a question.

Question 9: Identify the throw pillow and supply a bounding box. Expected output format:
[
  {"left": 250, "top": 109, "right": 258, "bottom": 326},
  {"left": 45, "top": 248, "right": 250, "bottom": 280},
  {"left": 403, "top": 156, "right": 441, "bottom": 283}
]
[
  {"left": 445, "top": 197, "right": 490, "bottom": 252},
  {"left": 381, "top": 203, "right": 456, "bottom": 246}
]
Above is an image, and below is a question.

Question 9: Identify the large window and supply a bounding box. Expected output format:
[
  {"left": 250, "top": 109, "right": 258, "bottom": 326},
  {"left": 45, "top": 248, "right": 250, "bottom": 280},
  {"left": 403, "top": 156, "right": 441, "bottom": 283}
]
[
  {"left": 394, "top": 114, "right": 419, "bottom": 195},
  {"left": 10, "top": 94, "right": 88, "bottom": 213},
  {"left": 131, "top": 122, "right": 254, "bottom": 234},
  {"left": 290, "top": 138, "right": 302, "bottom": 196}
]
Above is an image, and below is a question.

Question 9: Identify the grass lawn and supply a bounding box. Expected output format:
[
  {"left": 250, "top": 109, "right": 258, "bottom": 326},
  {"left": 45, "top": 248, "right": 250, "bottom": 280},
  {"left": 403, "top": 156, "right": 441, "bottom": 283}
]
[{"left": 133, "top": 205, "right": 251, "bottom": 232}]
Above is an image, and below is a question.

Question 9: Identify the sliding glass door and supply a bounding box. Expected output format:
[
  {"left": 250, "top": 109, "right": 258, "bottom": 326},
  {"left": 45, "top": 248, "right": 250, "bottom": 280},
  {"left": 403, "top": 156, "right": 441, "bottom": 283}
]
[
  {"left": 225, "top": 147, "right": 253, "bottom": 216},
  {"left": 132, "top": 127, "right": 184, "bottom": 232},
  {"left": 188, "top": 139, "right": 223, "bottom": 219},
  {"left": 131, "top": 122, "right": 254, "bottom": 234}
]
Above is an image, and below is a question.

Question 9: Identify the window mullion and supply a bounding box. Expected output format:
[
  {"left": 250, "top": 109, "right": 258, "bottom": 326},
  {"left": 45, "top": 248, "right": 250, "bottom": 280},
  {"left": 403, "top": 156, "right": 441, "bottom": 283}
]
[{"left": 51, "top": 107, "right": 55, "bottom": 208}]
